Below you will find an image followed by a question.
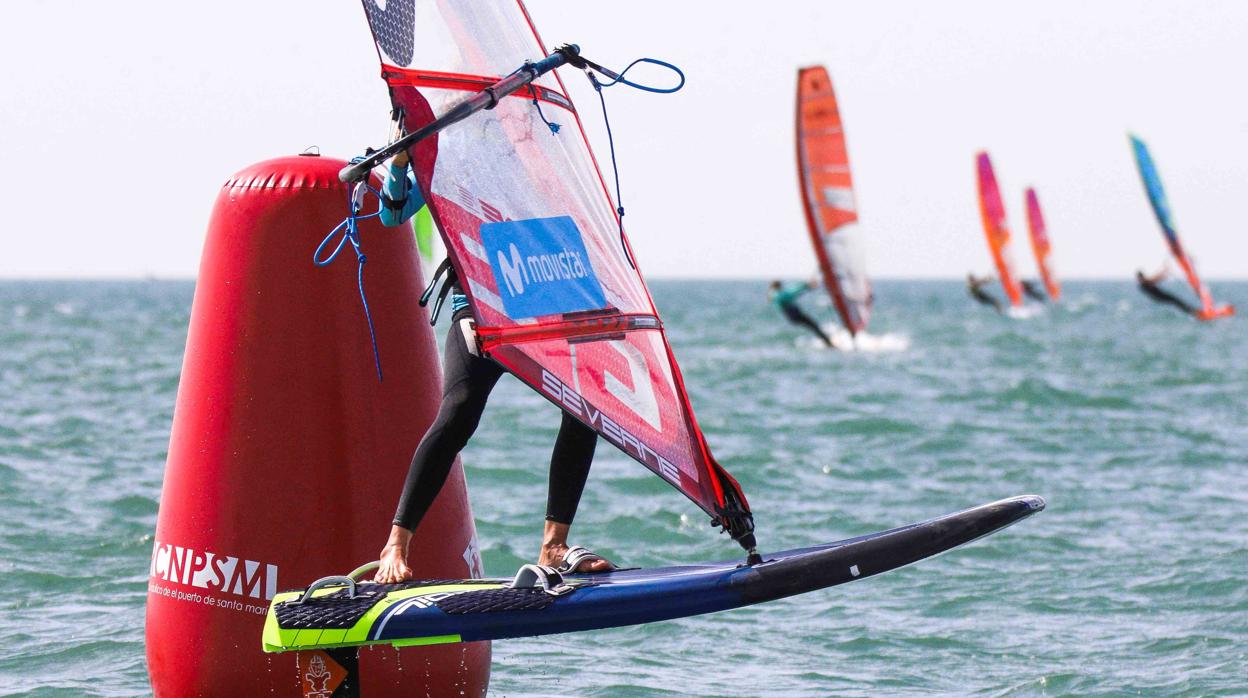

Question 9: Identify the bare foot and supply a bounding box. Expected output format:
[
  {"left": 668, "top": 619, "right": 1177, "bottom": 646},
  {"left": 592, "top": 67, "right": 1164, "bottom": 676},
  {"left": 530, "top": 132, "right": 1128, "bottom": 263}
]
[
  {"left": 538, "top": 541, "right": 614, "bottom": 572},
  {"left": 540, "top": 520, "right": 614, "bottom": 572}
]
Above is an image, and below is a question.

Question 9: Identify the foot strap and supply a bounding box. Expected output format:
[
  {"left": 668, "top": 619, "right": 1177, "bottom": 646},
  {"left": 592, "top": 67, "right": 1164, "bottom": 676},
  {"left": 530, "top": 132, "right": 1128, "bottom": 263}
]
[
  {"left": 557, "top": 545, "right": 617, "bottom": 574},
  {"left": 509, "top": 564, "right": 574, "bottom": 596}
]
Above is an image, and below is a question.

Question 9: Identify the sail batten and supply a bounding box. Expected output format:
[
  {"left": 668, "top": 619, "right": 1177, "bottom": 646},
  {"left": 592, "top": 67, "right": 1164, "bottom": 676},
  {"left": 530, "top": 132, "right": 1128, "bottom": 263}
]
[
  {"left": 357, "top": 0, "right": 754, "bottom": 544},
  {"left": 795, "top": 66, "right": 871, "bottom": 336}
]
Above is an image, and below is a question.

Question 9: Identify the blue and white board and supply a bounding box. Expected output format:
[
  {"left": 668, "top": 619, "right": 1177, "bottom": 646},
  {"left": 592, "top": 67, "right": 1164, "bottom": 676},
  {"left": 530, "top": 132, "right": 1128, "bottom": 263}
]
[{"left": 263, "top": 495, "right": 1043, "bottom": 651}]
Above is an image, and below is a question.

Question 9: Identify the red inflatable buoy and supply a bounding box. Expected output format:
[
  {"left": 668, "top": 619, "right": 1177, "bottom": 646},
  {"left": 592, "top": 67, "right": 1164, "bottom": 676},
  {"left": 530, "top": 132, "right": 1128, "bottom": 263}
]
[{"left": 146, "top": 155, "right": 490, "bottom": 697}]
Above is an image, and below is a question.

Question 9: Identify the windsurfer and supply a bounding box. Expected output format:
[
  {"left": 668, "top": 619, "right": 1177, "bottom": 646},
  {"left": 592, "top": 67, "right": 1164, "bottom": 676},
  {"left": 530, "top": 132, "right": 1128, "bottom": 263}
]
[
  {"left": 1136, "top": 268, "right": 1197, "bottom": 316},
  {"left": 967, "top": 274, "right": 1003, "bottom": 312},
  {"left": 769, "top": 280, "right": 834, "bottom": 346},
  {"left": 375, "top": 151, "right": 614, "bottom": 583},
  {"left": 1021, "top": 280, "right": 1047, "bottom": 303}
]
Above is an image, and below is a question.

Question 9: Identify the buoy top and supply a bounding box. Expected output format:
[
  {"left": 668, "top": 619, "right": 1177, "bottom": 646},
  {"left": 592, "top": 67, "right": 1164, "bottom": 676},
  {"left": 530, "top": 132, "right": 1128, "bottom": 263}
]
[{"left": 224, "top": 155, "right": 363, "bottom": 192}]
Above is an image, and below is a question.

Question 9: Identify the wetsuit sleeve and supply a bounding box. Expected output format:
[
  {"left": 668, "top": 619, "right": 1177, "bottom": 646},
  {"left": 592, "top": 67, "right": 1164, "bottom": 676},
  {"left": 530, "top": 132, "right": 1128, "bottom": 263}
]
[
  {"left": 774, "top": 283, "right": 811, "bottom": 307},
  {"left": 378, "top": 164, "right": 427, "bottom": 227}
]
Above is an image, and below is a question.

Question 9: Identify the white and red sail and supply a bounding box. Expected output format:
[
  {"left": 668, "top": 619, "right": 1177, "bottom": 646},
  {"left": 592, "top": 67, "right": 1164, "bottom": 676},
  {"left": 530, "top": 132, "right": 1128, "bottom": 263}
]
[
  {"left": 795, "top": 66, "right": 871, "bottom": 335},
  {"left": 357, "top": 0, "right": 754, "bottom": 541},
  {"left": 975, "top": 152, "right": 1023, "bottom": 308},
  {"left": 1024, "top": 188, "right": 1060, "bottom": 301}
]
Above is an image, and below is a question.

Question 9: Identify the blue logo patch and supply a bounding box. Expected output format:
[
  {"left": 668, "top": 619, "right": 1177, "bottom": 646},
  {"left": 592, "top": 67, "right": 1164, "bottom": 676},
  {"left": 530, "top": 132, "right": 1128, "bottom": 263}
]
[{"left": 480, "top": 216, "right": 607, "bottom": 320}]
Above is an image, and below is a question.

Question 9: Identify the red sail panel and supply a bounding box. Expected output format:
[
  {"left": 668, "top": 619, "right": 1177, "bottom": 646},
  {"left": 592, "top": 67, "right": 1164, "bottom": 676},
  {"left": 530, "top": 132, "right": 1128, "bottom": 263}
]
[
  {"left": 795, "top": 66, "right": 871, "bottom": 335},
  {"left": 358, "top": 0, "right": 752, "bottom": 535},
  {"left": 1024, "top": 188, "right": 1061, "bottom": 301},
  {"left": 976, "top": 152, "right": 1023, "bottom": 307}
]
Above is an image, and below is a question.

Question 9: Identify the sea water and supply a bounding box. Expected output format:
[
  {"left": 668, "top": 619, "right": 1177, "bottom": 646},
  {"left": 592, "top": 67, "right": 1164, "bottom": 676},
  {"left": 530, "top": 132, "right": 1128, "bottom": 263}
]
[{"left": 0, "top": 280, "right": 1245, "bottom": 696}]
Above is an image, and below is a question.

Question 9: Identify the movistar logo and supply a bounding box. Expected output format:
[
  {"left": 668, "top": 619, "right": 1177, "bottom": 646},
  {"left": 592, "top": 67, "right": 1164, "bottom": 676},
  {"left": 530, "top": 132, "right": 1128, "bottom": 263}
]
[
  {"left": 498, "top": 244, "right": 527, "bottom": 296},
  {"left": 481, "top": 216, "right": 606, "bottom": 319},
  {"left": 496, "top": 242, "right": 592, "bottom": 298}
]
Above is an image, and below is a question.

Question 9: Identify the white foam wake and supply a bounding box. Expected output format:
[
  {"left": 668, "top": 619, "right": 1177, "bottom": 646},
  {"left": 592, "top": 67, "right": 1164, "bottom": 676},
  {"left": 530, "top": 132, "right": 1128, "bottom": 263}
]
[
  {"left": 826, "top": 327, "right": 911, "bottom": 352},
  {"left": 1006, "top": 304, "right": 1044, "bottom": 320}
]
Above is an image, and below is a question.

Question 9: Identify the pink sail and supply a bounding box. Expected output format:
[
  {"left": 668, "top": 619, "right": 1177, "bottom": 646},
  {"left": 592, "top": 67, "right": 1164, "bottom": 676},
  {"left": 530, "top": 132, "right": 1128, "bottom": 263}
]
[
  {"left": 976, "top": 152, "right": 1023, "bottom": 307},
  {"left": 1024, "top": 188, "right": 1060, "bottom": 301}
]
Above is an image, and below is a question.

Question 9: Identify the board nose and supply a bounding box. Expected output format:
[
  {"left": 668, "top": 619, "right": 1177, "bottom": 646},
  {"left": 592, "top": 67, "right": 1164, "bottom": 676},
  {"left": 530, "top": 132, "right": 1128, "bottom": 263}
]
[{"left": 1017, "top": 495, "right": 1047, "bottom": 512}]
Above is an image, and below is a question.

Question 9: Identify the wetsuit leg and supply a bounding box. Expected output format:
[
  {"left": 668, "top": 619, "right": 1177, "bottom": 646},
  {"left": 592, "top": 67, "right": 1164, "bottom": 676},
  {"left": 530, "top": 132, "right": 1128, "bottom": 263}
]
[
  {"left": 1022, "top": 281, "right": 1047, "bottom": 303},
  {"left": 1140, "top": 284, "right": 1198, "bottom": 316},
  {"left": 545, "top": 412, "right": 598, "bottom": 525},
  {"left": 393, "top": 315, "right": 504, "bottom": 531},
  {"left": 784, "top": 305, "right": 834, "bottom": 346},
  {"left": 970, "top": 289, "right": 1003, "bottom": 313}
]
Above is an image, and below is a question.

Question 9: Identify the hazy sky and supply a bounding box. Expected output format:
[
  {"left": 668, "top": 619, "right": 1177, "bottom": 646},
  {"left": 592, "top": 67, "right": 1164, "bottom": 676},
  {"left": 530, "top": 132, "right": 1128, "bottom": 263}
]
[{"left": 2, "top": 1, "right": 1245, "bottom": 279}]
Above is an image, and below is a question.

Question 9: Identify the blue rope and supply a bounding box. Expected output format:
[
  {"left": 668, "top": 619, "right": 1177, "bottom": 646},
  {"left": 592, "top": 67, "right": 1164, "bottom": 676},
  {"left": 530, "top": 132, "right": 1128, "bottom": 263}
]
[
  {"left": 313, "top": 181, "right": 385, "bottom": 381},
  {"left": 591, "top": 57, "right": 686, "bottom": 94},
  {"left": 587, "top": 71, "right": 635, "bottom": 269},
  {"left": 529, "top": 85, "right": 561, "bottom": 135}
]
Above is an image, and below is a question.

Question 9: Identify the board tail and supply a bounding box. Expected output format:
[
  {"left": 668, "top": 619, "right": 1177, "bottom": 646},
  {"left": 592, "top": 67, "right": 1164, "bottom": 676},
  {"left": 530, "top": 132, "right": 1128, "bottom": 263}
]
[{"left": 1196, "top": 303, "right": 1236, "bottom": 321}]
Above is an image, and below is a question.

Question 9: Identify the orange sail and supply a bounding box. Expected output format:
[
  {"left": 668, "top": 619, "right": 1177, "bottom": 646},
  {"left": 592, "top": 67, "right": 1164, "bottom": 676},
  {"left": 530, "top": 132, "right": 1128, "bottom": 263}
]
[
  {"left": 795, "top": 66, "right": 871, "bottom": 335},
  {"left": 976, "top": 152, "right": 1023, "bottom": 307},
  {"left": 1024, "top": 188, "right": 1061, "bottom": 300}
]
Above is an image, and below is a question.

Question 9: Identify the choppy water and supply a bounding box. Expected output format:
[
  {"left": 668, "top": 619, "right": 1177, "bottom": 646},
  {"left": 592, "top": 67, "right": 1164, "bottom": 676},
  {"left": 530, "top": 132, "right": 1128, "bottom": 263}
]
[{"left": 1, "top": 279, "right": 1245, "bottom": 696}]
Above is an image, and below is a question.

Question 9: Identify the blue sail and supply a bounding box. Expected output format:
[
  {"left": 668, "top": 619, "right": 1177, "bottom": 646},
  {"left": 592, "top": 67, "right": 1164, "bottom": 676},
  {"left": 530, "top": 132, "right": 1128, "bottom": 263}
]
[{"left": 1129, "top": 134, "right": 1181, "bottom": 250}]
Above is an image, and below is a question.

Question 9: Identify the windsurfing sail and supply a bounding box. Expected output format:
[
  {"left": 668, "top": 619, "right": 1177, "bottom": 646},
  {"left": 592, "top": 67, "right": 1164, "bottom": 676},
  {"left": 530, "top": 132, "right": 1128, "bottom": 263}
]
[
  {"left": 795, "top": 66, "right": 871, "bottom": 335},
  {"left": 358, "top": 0, "right": 755, "bottom": 547},
  {"left": 1023, "top": 188, "right": 1060, "bottom": 301},
  {"left": 975, "top": 152, "right": 1023, "bottom": 307},
  {"left": 1128, "top": 134, "right": 1234, "bottom": 320}
]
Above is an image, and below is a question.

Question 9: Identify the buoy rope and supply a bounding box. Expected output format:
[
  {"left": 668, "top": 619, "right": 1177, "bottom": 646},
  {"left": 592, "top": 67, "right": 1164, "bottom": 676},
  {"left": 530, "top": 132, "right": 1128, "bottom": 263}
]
[{"left": 313, "top": 180, "right": 385, "bottom": 381}]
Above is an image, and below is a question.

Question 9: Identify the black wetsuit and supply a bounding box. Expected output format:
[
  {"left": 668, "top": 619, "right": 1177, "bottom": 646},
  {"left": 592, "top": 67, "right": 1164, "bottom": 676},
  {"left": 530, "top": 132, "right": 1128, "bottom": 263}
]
[
  {"left": 393, "top": 300, "right": 598, "bottom": 531},
  {"left": 772, "top": 283, "right": 833, "bottom": 346},
  {"left": 1022, "top": 280, "right": 1047, "bottom": 303},
  {"left": 783, "top": 305, "right": 833, "bottom": 346},
  {"left": 1138, "top": 279, "right": 1197, "bottom": 316},
  {"left": 968, "top": 284, "right": 1003, "bottom": 313}
]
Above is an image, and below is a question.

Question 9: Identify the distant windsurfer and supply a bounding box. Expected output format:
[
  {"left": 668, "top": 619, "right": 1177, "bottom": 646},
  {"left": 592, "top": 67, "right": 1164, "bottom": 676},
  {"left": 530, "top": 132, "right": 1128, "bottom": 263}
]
[
  {"left": 1136, "top": 268, "right": 1198, "bottom": 316},
  {"left": 967, "top": 274, "right": 1003, "bottom": 312},
  {"left": 769, "top": 279, "right": 833, "bottom": 347},
  {"left": 1021, "top": 280, "right": 1047, "bottom": 303},
  {"left": 374, "top": 149, "right": 614, "bottom": 583}
]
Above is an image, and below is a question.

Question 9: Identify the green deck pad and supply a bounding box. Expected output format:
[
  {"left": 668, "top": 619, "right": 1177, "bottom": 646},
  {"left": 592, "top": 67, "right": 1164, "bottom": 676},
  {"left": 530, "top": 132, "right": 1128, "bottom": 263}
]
[{"left": 263, "top": 582, "right": 504, "bottom": 653}]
